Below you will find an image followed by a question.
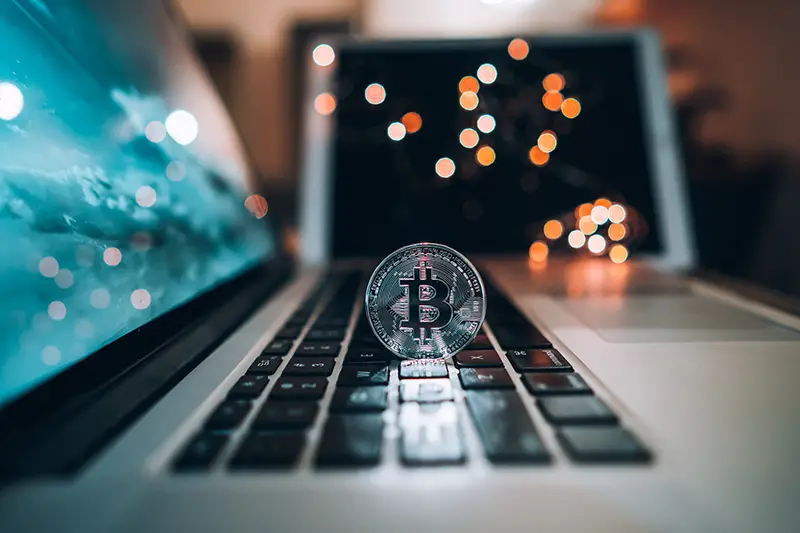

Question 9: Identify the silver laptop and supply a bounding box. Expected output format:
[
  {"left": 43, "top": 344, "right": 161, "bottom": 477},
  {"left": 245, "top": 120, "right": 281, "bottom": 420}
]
[{"left": 2, "top": 2, "right": 799, "bottom": 533}]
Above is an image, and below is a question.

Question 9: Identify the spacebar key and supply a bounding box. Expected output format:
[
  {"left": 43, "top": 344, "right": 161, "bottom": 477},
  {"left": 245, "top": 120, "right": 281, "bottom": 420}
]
[{"left": 466, "top": 390, "right": 550, "bottom": 463}]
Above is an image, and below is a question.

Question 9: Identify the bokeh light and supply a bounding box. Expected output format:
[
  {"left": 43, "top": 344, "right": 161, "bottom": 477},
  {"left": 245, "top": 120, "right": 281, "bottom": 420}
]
[
  {"left": 528, "top": 146, "right": 549, "bottom": 167},
  {"left": 587, "top": 234, "right": 607, "bottom": 254},
  {"left": 508, "top": 38, "right": 529, "bottom": 60},
  {"left": 579, "top": 216, "right": 597, "bottom": 235},
  {"left": 608, "top": 204, "right": 626, "bottom": 223},
  {"left": 166, "top": 161, "right": 186, "bottom": 181},
  {"left": 365, "top": 83, "right": 386, "bottom": 105},
  {"left": 387, "top": 122, "right": 407, "bottom": 141},
  {"left": 90, "top": 288, "right": 111, "bottom": 309},
  {"left": 312, "top": 44, "right": 335, "bottom": 66},
  {"left": 537, "top": 131, "right": 557, "bottom": 153},
  {"left": 135, "top": 185, "right": 157, "bottom": 208},
  {"left": 55, "top": 269, "right": 74, "bottom": 289},
  {"left": 459, "top": 91, "right": 479, "bottom": 111},
  {"left": 529, "top": 241, "right": 549, "bottom": 262},
  {"left": 542, "top": 73, "right": 566, "bottom": 92},
  {"left": 75, "top": 319, "right": 95, "bottom": 339},
  {"left": 0, "top": 82, "right": 24, "bottom": 120},
  {"left": 568, "top": 230, "right": 586, "bottom": 248},
  {"left": 477, "top": 63, "right": 498, "bottom": 84},
  {"left": 314, "top": 92, "right": 336, "bottom": 115},
  {"left": 39, "top": 256, "right": 59, "bottom": 278},
  {"left": 608, "top": 223, "right": 626, "bottom": 241},
  {"left": 591, "top": 205, "right": 609, "bottom": 225},
  {"left": 459, "top": 128, "right": 479, "bottom": 149},
  {"left": 245, "top": 194, "right": 269, "bottom": 219},
  {"left": 576, "top": 203, "right": 593, "bottom": 218},
  {"left": 543, "top": 220, "right": 564, "bottom": 240},
  {"left": 402, "top": 112, "right": 423, "bottom": 133},
  {"left": 48, "top": 301, "right": 66, "bottom": 321},
  {"left": 103, "top": 247, "right": 122, "bottom": 267},
  {"left": 542, "top": 91, "right": 564, "bottom": 112},
  {"left": 144, "top": 121, "right": 166, "bottom": 143},
  {"left": 435, "top": 157, "right": 456, "bottom": 178},
  {"left": 41, "top": 346, "right": 61, "bottom": 366},
  {"left": 165, "top": 109, "right": 199, "bottom": 145},
  {"left": 131, "top": 231, "right": 153, "bottom": 252},
  {"left": 609, "top": 244, "right": 629, "bottom": 264},
  {"left": 595, "top": 197, "right": 612, "bottom": 208},
  {"left": 475, "top": 145, "right": 496, "bottom": 166},
  {"left": 131, "top": 289, "right": 152, "bottom": 310},
  {"left": 476, "top": 114, "right": 496, "bottom": 133},
  {"left": 561, "top": 98, "right": 581, "bottom": 119},
  {"left": 459, "top": 76, "right": 480, "bottom": 94}
]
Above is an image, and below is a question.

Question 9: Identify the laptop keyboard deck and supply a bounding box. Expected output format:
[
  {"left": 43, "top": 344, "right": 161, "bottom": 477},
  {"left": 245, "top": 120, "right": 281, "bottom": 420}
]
[{"left": 173, "top": 270, "right": 651, "bottom": 471}]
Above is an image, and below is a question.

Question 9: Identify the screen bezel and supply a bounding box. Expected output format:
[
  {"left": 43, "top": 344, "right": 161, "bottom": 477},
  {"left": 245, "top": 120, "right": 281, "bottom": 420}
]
[{"left": 298, "top": 29, "right": 697, "bottom": 270}]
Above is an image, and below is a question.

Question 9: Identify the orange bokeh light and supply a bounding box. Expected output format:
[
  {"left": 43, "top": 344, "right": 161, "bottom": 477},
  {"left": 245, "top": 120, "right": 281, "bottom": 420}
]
[
  {"left": 542, "top": 91, "right": 564, "bottom": 112},
  {"left": 609, "top": 244, "right": 629, "bottom": 264},
  {"left": 528, "top": 146, "right": 550, "bottom": 167},
  {"left": 529, "top": 241, "right": 549, "bottom": 262},
  {"left": 579, "top": 216, "right": 597, "bottom": 235},
  {"left": 543, "top": 220, "right": 564, "bottom": 240},
  {"left": 460, "top": 91, "right": 479, "bottom": 111},
  {"left": 402, "top": 112, "right": 423, "bottom": 134},
  {"left": 608, "top": 223, "right": 626, "bottom": 241},
  {"left": 365, "top": 83, "right": 386, "bottom": 105},
  {"left": 476, "top": 145, "right": 496, "bottom": 166},
  {"left": 576, "top": 203, "right": 593, "bottom": 219},
  {"left": 608, "top": 204, "right": 626, "bottom": 223},
  {"left": 594, "top": 197, "right": 612, "bottom": 208},
  {"left": 459, "top": 128, "right": 479, "bottom": 149},
  {"left": 245, "top": 194, "right": 269, "bottom": 219},
  {"left": 435, "top": 157, "right": 456, "bottom": 178},
  {"left": 459, "top": 76, "right": 480, "bottom": 94},
  {"left": 561, "top": 97, "right": 581, "bottom": 118},
  {"left": 537, "top": 131, "right": 557, "bottom": 153},
  {"left": 508, "top": 38, "right": 530, "bottom": 61},
  {"left": 314, "top": 93, "right": 336, "bottom": 115},
  {"left": 542, "top": 73, "right": 565, "bottom": 92}
]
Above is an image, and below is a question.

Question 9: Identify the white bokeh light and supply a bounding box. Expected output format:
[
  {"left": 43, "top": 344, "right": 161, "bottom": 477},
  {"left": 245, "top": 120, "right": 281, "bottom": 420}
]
[
  {"left": 48, "top": 301, "right": 67, "bottom": 320},
  {"left": 144, "top": 121, "right": 167, "bottom": 143},
  {"left": 477, "top": 63, "right": 498, "bottom": 84},
  {"left": 41, "top": 346, "right": 61, "bottom": 366},
  {"left": 55, "top": 269, "right": 74, "bottom": 289},
  {"left": 131, "top": 289, "right": 151, "bottom": 310},
  {"left": 91, "top": 288, "right": 111, "bottom": 309},
  {"left": 39, "top": 256, "right": 59, "bottom": 278},
  {"left": 312, "top": 44, "right": 335, "bottom": 66},
  {"left": 135, "top": 185, "right": 157, "bottom": 208},
  {"left": 76, "top": 319, "right": 95, "bottom": 339},
  {"left": 166, "top": 161, "right": 186, "bottom": 181},
  {"left": 0, "top": 82, "right": 24, "bottom": 121},
  {"left": 103, "top": 247, "right": 122, "bottom": 266},
  {"left": 476, "top": 114, "right": 496, "bottom": 134},
  {"left": 587, "top": 234, "right": 607, "bottom": 254},
  {"left": 387, "top": 122, "right": 406, "bottom": 141},
  {"left": 165, "top": 110, "right": 199, "bottom": 145}
]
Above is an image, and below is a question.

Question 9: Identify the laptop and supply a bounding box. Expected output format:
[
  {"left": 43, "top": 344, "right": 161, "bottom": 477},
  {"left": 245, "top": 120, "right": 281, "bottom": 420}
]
[{"left": 2, "top": 2, "right": 799, "bottom": 532}]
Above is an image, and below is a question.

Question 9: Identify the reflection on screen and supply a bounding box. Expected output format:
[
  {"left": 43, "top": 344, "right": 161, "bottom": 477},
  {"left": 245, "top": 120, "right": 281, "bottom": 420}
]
[
  {"left": 330, "top": 37, "right": 662, "bottom": 261},
  {"left": 0, "top": 0, "right": 273, "bottom": 407}
]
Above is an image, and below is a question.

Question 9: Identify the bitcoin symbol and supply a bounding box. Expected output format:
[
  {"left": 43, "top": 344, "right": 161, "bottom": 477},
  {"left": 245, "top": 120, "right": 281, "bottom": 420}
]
[{"left": 399, "top": 264, "right": 453, "bottom": 341}]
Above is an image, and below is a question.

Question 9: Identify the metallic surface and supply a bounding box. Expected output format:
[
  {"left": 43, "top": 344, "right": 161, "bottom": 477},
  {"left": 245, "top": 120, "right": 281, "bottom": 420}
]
[{"left": 365, "top": 243, "right": 486, "bottom": 360}]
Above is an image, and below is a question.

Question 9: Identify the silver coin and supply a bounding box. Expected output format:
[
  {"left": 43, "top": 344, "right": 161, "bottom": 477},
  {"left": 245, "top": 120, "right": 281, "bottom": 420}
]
[{"left": 365, "top": 243, "right": 486, "bottom": 360}]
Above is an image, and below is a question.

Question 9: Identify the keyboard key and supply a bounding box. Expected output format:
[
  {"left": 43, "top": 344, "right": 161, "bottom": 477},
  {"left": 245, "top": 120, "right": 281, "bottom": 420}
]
[
  {"left": 344, "top": 347, "right": 392, "bottom": 365},
  {"left": 400, "top": 378, "right": 453, "bottom": 402},
  {"left": 252, "top": 402, "right": 318, "bottom": 430},
  {"left": 316, "top": 414, "right": 383, "bottom": 467},
  {"left": 285, "top": 314, "right": 309, "bottom": 326},
  {"left": 204, "top": 400, "right": 252, "bottom": 430},
  {"left": 458, "top": 368, "right": 514, "bottom": 389},
  {"left": 465, "top": 390, "right": 550, "bottom": 463},
  {"left": 522, "top": 372, "right": 590, "bottom": 396},
  {"left": 306, "top": 328, "right": 346, "bottom": 341},
  {"left": 468, "top": 333, "right": 494, "bottom": 349},
  {"left": 295, "top": 341, "right": 340, "bottom": 357},
  {"left": 507, "top": 348, "right": 571, "bottom": 372},
  {"left": 247, "top": 355, "right": 281, "bottom": 375},
  {"left": 338, "top": 364, "right": 389, "bottom": 386},
  {"left": 228, "top": 374, "right": 269, "bottom": 399},
  {"left": 558, "top": 426, "right": 651, "bottom": 463},
  {"left": 399, "top": 402, "right": 464, "bottom": 465},
  {"left": 229, "top": 432, "right": 305, "bottom": 469},
  {"left": 491, "top": 325, "right": 550, "bottom": 349},
  {"left": 270, "top": 377, "right": 328, "bottom": 400},
  {"left": 275, "top": 326, "right": 302, "bottom": 340},
  {"left": 262, "top": 339, "right": 293, "bottom": 356},
  {"left": 173, "top": 433, "right": 227, "bottom": 471},
  {"left": 399, "top": 360, "right": 448, "bottom": 379},
  {"left": 330, "top": 387, "right": 387, "bottom": 413},
  {"left": 315, "top": 316, "right": 350, "bottom": 327},
  {"left": 538, "top": 396, "right": 617, "bottom": 425},
  {"left": 351, "top": 334, "right": 382, "bottom": 347},
  {"left": 283, "top": 356, "right": 335, "bottom": 376},
  {"left": 453, "top": 350, "right": 503, "bottom": 367}
]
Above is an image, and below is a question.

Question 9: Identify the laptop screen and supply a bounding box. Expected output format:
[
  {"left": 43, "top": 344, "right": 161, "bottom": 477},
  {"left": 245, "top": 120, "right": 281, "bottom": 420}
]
[
  {"left": 0, "top": 1, "right": 274, "bottom": 407},
  {"left": 331, "top": 37, "right": 664, "bottom": 258}
]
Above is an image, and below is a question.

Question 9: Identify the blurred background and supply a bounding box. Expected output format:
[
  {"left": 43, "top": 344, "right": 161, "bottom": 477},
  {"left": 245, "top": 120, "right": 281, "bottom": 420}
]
[{"left": 177, "top": 0, "right": 800, "bottom": 298}]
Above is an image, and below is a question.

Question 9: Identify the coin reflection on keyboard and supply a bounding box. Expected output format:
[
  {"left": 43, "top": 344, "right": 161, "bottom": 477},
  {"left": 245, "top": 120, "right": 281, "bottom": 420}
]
[{"left": 365, "top": 243, "right": 486, "bottom": 360}]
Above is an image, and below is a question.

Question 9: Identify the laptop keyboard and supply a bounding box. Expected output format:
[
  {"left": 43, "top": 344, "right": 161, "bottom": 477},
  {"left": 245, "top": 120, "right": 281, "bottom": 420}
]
[{"left": 173, "top": 270, "right": 651, "bottom": 472}]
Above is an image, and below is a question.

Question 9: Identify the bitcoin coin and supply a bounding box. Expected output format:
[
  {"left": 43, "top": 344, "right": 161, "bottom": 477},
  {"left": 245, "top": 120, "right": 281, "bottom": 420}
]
[{"left": 365, "top": 243, "right": 486, "bottom": 360}]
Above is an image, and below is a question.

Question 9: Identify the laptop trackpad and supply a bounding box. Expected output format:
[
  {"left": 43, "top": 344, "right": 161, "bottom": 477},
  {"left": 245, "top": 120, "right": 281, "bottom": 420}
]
[{"left": 557, "top": 295, "right": 800, "bottom": 343}]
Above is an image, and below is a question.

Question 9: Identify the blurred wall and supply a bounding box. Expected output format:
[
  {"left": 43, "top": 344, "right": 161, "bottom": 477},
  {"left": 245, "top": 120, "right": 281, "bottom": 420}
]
[{"left": 176, "top": 0, "right": 362, "bottom": 184}]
